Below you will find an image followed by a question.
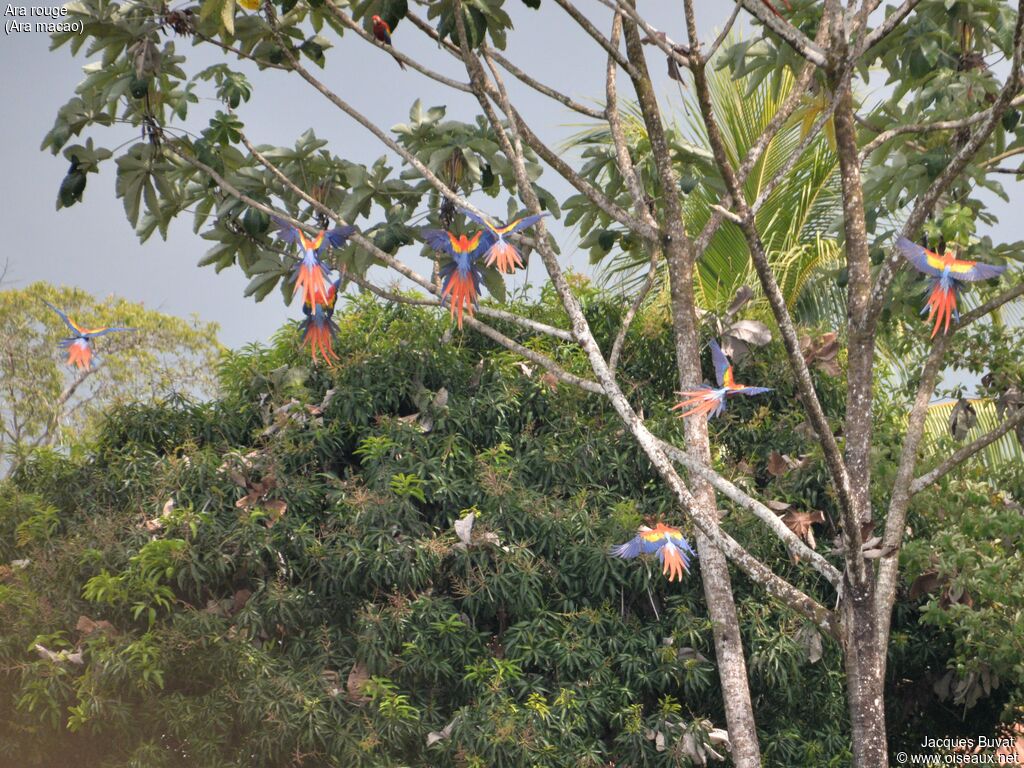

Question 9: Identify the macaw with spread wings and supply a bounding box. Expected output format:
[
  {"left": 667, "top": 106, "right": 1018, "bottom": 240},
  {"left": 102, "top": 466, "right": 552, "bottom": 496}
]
[
  {"left": 299, "top": 272, "right": 342, "bottom": 365},
  {"left": 609, "top": 523, "right": 697, "bottom": 582},
  {"left": 896, "top": 237, "right": 1007, "bottom": 338},
  {"left": 273, "top": 218, "right": 355, "bottom": 311},
  {"left": 461, "top": 208, "right": 548, "bottom": 274},
  {"left": 421, "top": 228, "right": 496, "bottom": 328},
  {"left": 43, "top": 301, "right": 135, "bottom": 370},
  {"left": 672, "top": 339, "right": 772, "bottom": 419}
]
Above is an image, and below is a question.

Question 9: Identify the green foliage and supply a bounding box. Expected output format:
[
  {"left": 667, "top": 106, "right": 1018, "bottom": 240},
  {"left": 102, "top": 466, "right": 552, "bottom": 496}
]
[
  {"left": 1, "top": 295, "right": 1016, "bottom": 765},
  {"left": 0, "top": 282, "right": 222, "bottom": 475}
]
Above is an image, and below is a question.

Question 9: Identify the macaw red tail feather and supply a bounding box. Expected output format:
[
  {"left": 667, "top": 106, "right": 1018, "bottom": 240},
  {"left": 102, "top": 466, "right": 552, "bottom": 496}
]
[
  {"left": 294, "top": 263, "right": 331, "bottom": 310},
  {"left": 485, "top": 242, "right": 524, "bottom": 274},
  {"left": 671, "top": 390, "right": 720, "bottom": 419},
  {"left": 303, "top": 321, "right": 338, "bottom": 366},
  {"left": 661, "top": 543, "right": 688, "bottom": 582},
  {"left": 925, "top": 283, "right": 958, "bottom": 338},
  {"left": 66, "top": 340, "right": 92, "bottom": 370},
  {"left": 441, "top": 271, "right": 478, "bottom": 329}
]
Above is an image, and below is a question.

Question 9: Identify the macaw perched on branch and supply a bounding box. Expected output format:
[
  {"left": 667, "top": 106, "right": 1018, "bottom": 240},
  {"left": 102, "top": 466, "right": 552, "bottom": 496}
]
[
  {"left": 672, "top": 339, "right": 772, "bottom": 419},
  {"left": 461, "top": 208, "right": 548, "bottom": 274},
  {"left": 273, "top": 218, "right": 355, "bottom": 311},
  {"left": 609, "top": 523, "right": 697, "bottom": 582},
  {"left": 299, "top": 273, "right": 342, "bottom": 365},
  {"left": 421, "top": 228, "right": 495, "bottom": 328},
  {"left": 896, "top": 237, "right": 1008, "bottom": 338},
  {"left": 43, "top": 301, "right": 135, "bottom": 370},
  {"left": 371, "top": 15, "right": 406, "bottom": 70}
]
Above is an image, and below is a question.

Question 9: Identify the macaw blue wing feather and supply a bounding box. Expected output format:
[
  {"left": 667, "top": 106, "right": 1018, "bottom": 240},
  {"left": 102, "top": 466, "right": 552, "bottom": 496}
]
[
  {"left": 497, "top": 212, "right": 548, "bottom": 235},
  {"left": 324, "top": 225, "right": 357, "bottom": 250},
  {"left": 273, "top": 217, "right": 303, "bottom": 245},
  {"left": 43, "top": 301, "right": 81, "bottom": 336},
  {"left": 734, "top": 386, "right": 773, "bottom": 396},
  {"left": 709, "top": 339, "right": 730, "bottom": 388}
]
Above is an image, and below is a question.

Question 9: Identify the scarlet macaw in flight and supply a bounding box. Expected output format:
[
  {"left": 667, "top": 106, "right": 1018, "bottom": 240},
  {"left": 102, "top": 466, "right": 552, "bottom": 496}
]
[
  {"left": 421, "top": 227, "right": 495, "bottom": 328},
  {"left": 371, "top": 15, "right": 406, "bottom": 70},
  {"left": 273, "top": 218, "right": 355, "bottom": 312},
  {"left": 43, "top": 301, "right": 135, "bottom": 370},
  {"left": 672, "top": 339, "right": 772, "bottom": 419},
  {"left": 299, "top": 273, "right": 341, "bottom": 365},
  {"left": 609, "top": 523, "right": 697, "bottom": 582},
  {"left": 896, "top": 237, "right": 1007, "bottom": 338},
  {"left": 460, "top": 208, "right": 548, "bottom": 274}
]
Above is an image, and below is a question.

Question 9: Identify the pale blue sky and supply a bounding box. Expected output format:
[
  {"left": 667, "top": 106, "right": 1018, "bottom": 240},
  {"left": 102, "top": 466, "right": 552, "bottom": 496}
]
[
  {"left": 0, "top": 3, "right": 1017, "bottom": 359},
  {"left": 0, "top": 2, "right": 732, "bottom": 348}
]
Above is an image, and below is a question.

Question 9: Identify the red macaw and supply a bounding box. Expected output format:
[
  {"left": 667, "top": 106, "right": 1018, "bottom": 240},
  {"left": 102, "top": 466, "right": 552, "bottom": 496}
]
[
  {"left": 274, "top": 218, "right": 355, "bottom": 312},
  {"left": 461, "top": 208, "right": 548, "bottom": 274},
  {"left": 609, "top": 523, "right": 697, "bottom": 582},
  {"left": 371, "top": 15, "right": 406, "bottom": 70},
  {"left": 422, "top": 227, "right": 496, "bottom": 328},
  {"left": 896, "top": 237, "right": 1008, "bottom": 338},
  {"left": 672, "top": 339, "right": 772, "bottom": 419},
  {"left": 43, "top": 301, "right": 135, "bottom": 370},
  {"left": 299, "top": 273, "right": 341, "bottom": 365}
]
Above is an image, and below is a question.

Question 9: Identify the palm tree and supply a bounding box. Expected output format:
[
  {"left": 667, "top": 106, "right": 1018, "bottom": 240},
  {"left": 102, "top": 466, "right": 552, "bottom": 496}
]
[{"left": 567, "top": 58, "right": 844, "bottom": 325}]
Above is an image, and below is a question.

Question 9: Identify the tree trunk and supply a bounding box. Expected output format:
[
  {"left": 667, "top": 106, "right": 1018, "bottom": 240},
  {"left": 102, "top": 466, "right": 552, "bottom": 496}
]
[
  {"left": 619, "top": 12, "right": 763, "bottom": 764},
  {"left": 697, "top": 532, "right": 762, "bottom": 767},
  {"left": 843, "top": 582, "right": 889, "bottom": 767}
]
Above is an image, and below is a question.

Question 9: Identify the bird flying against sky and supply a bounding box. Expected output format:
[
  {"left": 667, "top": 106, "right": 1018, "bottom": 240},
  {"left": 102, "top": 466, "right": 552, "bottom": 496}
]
[
  {"left": 461, "top": 208, "right": 548, "bottom": 274},
  {"left": 896, "top": 237, "right": 1007, "bottom": 338},
  {"left": 274, "top": 218, "right": 355, "bottom": 312},
  {"left": 422, "top": 228, "right": 494, "bottom": 328},
  {"left": 371, "top": 15, "right": 406, "bottom": 70},
  {"left": 609, "top": 523, "right": 696, "bottom": 582},
  {"left": 43, "top": 301, "right": 135, "bottom": 370},
  {"left": 672, "top": 339, "right": 772, "bottom": 419}
]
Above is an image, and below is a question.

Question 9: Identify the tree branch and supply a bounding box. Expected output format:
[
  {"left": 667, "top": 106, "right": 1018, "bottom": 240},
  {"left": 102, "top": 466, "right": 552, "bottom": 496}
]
[
  {"left": 455, "top": 2, "right": 836, "bottom": 637},
  {"left": 686, "top": 41, "right": 861, "bottom": 565},
  {"left": 910, "top": 406, "right": 1024, "bottom": 495},
  {"left": 604, "top": 10, "right": 662, "bottom": 373},
  {"left": 550, "top": 0, "right": 641, "bottom": 80},
  {"left": 482, "top": 45, "right": 605, "bottom": 120},
  {"left": 320, "top": 0, "right": 473, "bottom": 92},
  {"left": 860, "top": 0, "right": 924, "bottom": 53},
  {"left": 655, "top": 437, "right": 843, "bottom": 587},
  {"left": 735, "top": 0, "right": 829, "bottom": 67}
]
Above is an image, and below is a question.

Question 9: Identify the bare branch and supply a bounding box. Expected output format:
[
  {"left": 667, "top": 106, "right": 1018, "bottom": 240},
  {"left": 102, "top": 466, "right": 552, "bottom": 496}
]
[
  {"left": 960, "top": 280, "right": 1024, "bottom": 326},
  {"left": 910, "top": 407, "right": 1024, "bottom": 495},
  {"left": 320, "top": 0, "right": 474, "bottom": 93},
  {"left": 550, "top": 0, "right": 641, "bottom": 79},
  {"left": 858, "top": 94, "right": 1024, "bottom": 163},
  {"left": 655, "top": 437, "right": 843, "bottom": 587},
  {"left": 704, "top": 3, "right": 743, "bottom": 64},
  {"left": 861, "top": 0, "right": 923, "bottom": 53},
  {"left": 604, "top": 10, "right": 662, "bottom": 373},
  {"left": 483, "top": 45, "right": 605, "bottom": 120},
  {"left": 872, "top": 337, "right": 948, "bottom": 651},
  {"left": 735, "top": 0, "right": 829, "bottom": 67}
]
